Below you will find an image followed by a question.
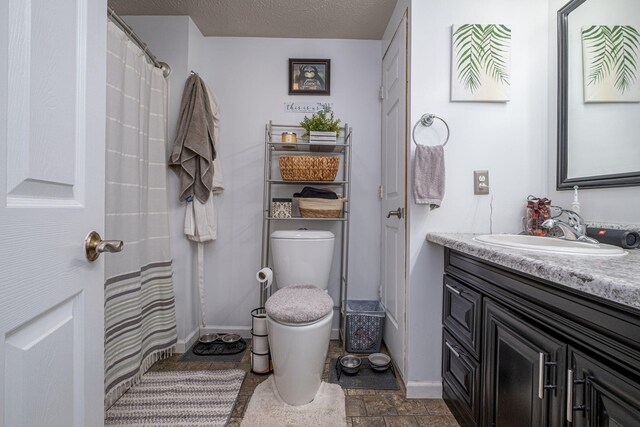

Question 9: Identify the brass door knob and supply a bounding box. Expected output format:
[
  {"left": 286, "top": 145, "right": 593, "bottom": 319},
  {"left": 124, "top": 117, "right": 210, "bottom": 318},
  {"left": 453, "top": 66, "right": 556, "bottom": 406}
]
[{"left": 85, "top": 231, "right": 124, "bottom": 262}]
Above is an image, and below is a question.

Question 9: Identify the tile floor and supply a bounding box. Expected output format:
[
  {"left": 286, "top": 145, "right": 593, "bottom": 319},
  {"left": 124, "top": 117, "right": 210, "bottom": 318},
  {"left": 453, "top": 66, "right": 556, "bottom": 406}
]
[{"left": 149, "top": 340, "right": 459, "bottom": 427}]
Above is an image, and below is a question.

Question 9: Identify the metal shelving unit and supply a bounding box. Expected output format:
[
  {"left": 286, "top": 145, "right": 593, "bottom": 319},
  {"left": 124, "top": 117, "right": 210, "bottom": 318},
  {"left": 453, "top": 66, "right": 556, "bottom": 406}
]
[{"left": 260, "top": 121, "right": 352, "bottom": 344}]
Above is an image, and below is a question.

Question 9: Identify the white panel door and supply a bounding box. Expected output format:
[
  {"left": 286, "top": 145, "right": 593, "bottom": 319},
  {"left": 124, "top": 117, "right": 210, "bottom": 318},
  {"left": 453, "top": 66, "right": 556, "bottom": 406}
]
[
  {"left": 381, "top": 14, "right": 408, "bottom": 378},
  {"left": 0, "top": 0, "right": 106, "bottom": 425}
]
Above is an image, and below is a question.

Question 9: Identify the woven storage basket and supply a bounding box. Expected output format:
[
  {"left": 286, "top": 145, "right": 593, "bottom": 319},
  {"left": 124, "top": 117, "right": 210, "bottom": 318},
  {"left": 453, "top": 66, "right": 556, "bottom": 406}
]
[
  {"left": 279, "top": 156, "right": 339, "bottom": 181},
  {"left": 295, "top": 197, "right": 346, "bottom": 218}
]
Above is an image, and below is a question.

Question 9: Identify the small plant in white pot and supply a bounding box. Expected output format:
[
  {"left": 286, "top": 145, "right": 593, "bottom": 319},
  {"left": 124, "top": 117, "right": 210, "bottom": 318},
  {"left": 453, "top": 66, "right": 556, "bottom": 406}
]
[{"left": 299, "top": 110, "right": 341, "bottom": 143}]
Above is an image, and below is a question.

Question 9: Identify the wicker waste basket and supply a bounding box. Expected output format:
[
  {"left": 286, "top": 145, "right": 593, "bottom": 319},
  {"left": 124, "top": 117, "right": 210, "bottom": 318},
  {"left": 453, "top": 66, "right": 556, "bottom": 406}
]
[
  {"left": 279, "top": 156, "right": 339, "bottom": 181},
  {"left": 295, "top": 197, "right": 346, "bottom": 218}
]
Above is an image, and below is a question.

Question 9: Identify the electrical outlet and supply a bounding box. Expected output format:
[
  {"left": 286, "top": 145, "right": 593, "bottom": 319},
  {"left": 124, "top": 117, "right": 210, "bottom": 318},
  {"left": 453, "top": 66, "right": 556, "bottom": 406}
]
[{"left": 474, "top": 170, "right": 490, "bottom": 195}]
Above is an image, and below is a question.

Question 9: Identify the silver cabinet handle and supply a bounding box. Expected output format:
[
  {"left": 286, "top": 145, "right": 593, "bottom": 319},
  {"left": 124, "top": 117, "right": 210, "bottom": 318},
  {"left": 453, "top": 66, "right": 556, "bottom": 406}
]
[
  {"left": 538, "top": 352, "right": 557, "bottom": 400},
  {"left": 539, "top": 352, "right": 545, "bottom": 399},
  {"left": 85, "top": 231, "right": 124, "bottom": 262},
  {"left": 386, "top": 207, "right": 404, "bottom": 219},
  {"left": 445, "top": 284, "right": 461, "bottom": 295},
  {"left": 445, "top": 341, "right": 460, "bottom": 358},
  {"left": 567, "top": 369, "right": 573, "bottom": 422},
  {"left": 566, "top": 368, "right": 586, "bottom": 423}
]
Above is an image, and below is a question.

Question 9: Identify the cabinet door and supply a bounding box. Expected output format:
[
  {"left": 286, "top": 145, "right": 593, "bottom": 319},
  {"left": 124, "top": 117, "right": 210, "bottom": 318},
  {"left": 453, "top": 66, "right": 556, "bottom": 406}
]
[
  {"left": 483, "top": 300, "right": 566, "bottom": 427},
  {"left": 568, "top": 349, "right": 640, "bottom": 427}
]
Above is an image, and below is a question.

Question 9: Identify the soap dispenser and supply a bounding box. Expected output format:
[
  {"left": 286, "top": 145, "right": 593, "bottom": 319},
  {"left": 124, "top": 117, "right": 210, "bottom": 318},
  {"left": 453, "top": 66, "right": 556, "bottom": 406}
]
[{"left": 571, "top": 185, "right": 580, "bottom": 214}]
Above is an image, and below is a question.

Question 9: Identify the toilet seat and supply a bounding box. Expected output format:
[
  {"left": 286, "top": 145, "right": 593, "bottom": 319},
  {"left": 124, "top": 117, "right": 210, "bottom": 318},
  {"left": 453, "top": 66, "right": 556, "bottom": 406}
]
[{"left": 265, "top": 284, "right": 333, "bottom": 324}]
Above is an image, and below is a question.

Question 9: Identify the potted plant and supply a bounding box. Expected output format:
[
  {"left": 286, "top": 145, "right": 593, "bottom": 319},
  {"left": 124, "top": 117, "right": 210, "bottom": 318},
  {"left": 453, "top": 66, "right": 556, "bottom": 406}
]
[{"left": 299, "top": 110, "right": 341, "bottom": 143}]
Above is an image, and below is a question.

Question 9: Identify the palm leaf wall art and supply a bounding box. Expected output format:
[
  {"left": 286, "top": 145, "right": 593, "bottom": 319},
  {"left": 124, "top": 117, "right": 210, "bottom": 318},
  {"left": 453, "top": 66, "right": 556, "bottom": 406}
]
[
  {"left": 582, "top": 25, "right": 640, "bottom": 102},
  {"left": 451, "top": 24, "right": 511, "bottom": 102}
]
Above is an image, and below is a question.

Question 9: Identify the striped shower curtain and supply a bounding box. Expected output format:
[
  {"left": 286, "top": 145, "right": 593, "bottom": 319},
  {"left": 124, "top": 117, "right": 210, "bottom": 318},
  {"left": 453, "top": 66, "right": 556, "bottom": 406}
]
[{"left": 104, "top": 21, "right": 177, "bottom": 408}]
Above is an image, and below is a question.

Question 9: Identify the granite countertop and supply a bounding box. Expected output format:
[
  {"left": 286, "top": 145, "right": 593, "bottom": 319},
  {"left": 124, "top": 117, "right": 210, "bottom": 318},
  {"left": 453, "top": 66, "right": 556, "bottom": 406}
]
[{"left": 426, "top": 232, "right": 640, "bottom": 311}]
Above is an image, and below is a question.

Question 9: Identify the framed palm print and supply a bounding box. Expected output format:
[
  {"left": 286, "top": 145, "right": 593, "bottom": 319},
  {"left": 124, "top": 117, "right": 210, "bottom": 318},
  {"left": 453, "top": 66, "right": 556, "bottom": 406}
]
[{"left": 451, "top": 24, "right": 511, "bottom": 102}]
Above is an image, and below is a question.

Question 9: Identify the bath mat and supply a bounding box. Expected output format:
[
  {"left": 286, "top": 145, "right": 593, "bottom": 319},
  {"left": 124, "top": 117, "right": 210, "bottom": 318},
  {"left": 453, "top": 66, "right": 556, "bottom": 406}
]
[
  {"left": 241, "top": 376, "right": 345, "bottom": 427},
  {"left": 180, "top": 339, "right": 248, "bottom": 363},
  {"left": 105, "top": 369, "right": 245, "bottom": 426},
  {"left": 328, "top": 358, "right": 400, "bottom": 390}
]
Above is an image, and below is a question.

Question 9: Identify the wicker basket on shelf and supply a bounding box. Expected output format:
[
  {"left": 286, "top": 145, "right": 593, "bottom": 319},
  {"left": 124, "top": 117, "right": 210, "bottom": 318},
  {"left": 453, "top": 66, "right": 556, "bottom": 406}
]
[
  {"left": 279, "top": 156, "right": 339, "bottom": 181},
  {"left": 295, "top": 197, "right": 347, "bottom": 218}
]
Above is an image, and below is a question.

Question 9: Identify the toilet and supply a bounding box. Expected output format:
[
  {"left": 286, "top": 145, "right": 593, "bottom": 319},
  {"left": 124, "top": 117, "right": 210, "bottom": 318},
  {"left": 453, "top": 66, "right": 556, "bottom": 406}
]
[{"left": 265, "top": 230, "right": 335, "bottom": 406}]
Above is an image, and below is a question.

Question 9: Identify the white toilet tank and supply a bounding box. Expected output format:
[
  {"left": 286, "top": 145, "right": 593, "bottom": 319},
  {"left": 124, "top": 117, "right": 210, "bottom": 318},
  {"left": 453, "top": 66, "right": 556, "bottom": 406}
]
[{"left": 270, "top": 230, "right": 335, "bottom": 290}]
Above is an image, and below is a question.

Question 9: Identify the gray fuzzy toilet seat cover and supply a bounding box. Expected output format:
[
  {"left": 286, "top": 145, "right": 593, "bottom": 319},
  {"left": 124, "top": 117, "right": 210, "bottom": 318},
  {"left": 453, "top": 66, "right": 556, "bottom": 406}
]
[{"left": 265, "top": 285, "right": 333, "bottom": 324}]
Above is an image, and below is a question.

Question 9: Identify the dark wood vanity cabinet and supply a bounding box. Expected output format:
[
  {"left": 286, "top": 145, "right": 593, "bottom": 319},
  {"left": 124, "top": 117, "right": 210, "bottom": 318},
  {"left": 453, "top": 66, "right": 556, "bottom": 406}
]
[{"left": 441, "top": 249, "right": 640, "bottom": 427}]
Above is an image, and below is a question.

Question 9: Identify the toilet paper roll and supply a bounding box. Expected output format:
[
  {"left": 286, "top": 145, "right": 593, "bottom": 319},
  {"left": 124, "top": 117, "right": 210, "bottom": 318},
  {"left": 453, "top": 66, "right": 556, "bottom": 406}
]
[
  {"left": 256, "top": 267, "right": 273, "bottom": 290},
  {"left": 252, "top": 335, "right": 269, "bottom": 354},
  {"left": 252, "top": 315, "right": 268, "bottom": 336},
  {"left": 252, "top": 353, "right": 270, "bottom": 373}
]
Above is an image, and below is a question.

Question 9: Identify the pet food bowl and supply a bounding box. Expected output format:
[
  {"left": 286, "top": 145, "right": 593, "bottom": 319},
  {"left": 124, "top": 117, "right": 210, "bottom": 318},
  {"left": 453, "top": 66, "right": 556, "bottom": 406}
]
[
  {"left": 368, "top": 353, "right": 391, "bottom": 371},
  {"left": 198, "top": 333, "right": 220, "bottom": 343},
  {"left": 222, "top": 333, "right": 242, "bottom": 343},
  {"left": 339, "top": 355, "right": 362, "bottom": 375}
]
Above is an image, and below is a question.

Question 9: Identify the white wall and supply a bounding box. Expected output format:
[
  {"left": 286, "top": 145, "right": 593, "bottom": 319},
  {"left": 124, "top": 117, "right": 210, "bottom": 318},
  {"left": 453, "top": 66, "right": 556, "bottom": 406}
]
[
  {"left": 547, "top": 0, "right": 640, "bottom": 225},
  {"left": 402, "top": 0, "right": 550, "bottom": 396},
  {"left": 195, "top": 36, "right": 382, "bottom": 336},
  {"left": 123, "top": 16, "right": 383, "bottom": 343}
]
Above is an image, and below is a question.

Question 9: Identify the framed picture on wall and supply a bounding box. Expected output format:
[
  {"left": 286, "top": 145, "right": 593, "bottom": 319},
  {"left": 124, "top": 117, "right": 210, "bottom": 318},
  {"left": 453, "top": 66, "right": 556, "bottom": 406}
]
[
  {"left": 451, "top": 24, "right": 511, "bottom": 102},
  {"left": 288, "top": 58, "right": 331, "bottom": 95}
]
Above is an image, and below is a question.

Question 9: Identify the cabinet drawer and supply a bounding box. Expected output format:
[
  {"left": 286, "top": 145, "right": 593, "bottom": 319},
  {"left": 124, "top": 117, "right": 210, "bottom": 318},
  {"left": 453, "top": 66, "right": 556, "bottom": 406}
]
[
  {"left": 442, "top": 330, "right": 480, "bottom": 426},
  {"left": 443, "top": 275, "right": 482, "bottom": 358}
]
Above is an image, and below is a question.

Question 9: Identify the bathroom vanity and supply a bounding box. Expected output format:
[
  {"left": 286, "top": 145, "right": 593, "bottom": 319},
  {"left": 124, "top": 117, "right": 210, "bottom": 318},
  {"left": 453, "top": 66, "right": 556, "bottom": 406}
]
[{"left": 427, "top": 233, "right": 640, "bottom": 427}]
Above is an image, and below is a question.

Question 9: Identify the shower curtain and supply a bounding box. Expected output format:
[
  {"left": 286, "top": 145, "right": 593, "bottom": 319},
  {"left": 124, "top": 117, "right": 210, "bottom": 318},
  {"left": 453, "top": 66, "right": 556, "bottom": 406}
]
[{"left": 104, "top": 21, "right": 177, "bottom": 408}]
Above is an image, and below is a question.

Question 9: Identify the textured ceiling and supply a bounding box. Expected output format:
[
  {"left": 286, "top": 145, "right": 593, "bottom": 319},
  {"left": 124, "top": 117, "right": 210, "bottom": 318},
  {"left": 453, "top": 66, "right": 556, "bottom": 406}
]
[{"left": 108, "top": 0, "right": 397, "bottom": 40}]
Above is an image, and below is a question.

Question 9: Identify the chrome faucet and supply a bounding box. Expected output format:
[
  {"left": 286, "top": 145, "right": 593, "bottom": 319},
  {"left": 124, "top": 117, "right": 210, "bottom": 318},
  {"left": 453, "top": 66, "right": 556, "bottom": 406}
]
[{"left": 541, "top": 209, "right": 599, "bottom": 244}]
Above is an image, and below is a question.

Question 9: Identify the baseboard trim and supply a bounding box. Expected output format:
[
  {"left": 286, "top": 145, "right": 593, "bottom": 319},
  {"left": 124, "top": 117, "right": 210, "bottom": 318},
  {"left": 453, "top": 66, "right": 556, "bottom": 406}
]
[
  {"left": 331, "top": 328, "right": 340, "bottom": 340},
  {"left": 406, "top": 380, "right": 443, "bottom": 399},
  {"left": 175, "top": 328, "right": 199, "bottom": 354}
]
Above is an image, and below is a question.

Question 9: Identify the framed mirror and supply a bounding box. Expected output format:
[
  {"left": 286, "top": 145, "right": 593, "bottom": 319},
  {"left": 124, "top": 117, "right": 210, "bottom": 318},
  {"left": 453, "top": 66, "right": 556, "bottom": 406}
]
[{"left": 557, "top": 0, "right": 640, "bottom": 189}]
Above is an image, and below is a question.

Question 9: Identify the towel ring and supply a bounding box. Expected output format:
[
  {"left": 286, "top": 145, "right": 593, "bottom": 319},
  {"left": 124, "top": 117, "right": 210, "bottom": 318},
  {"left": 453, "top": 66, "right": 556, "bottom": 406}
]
[{"left": 412, "top": 113, "right": 450, "bottom": 147}]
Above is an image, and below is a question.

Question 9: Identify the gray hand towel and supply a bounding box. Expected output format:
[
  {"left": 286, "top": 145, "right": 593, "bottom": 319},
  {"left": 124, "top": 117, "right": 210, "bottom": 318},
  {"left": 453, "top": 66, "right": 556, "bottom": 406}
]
[
  {"left": 413, "top": 145, "right": 445, "bottom": 209},
  {"left": 169, "top": 74, "right": 217, "bottom": 203}
]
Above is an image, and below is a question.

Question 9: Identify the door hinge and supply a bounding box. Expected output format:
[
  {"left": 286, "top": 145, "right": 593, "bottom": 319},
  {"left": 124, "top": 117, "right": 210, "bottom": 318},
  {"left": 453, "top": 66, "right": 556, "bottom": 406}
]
[
  {"left": 379, "top": 184, "right": 384, "bottom": 199},
  {"left": 379, "top": 85, "right": 385, "bottom": 100},
  {"left": 378, "top": 285, "right": 382, "bottom": 299}
]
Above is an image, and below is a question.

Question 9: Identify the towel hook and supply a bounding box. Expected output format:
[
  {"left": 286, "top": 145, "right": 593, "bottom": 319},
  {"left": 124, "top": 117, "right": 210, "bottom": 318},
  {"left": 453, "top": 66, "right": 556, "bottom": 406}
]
[{"left": 412, "top": 113, "right": 450, "bottom": 147}]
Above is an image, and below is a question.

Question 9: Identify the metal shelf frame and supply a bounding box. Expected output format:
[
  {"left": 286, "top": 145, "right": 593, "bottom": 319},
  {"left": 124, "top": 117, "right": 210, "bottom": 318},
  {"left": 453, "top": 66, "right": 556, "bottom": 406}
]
[{"left": 260, "top": 121, "right": 352, "bottom": 345}]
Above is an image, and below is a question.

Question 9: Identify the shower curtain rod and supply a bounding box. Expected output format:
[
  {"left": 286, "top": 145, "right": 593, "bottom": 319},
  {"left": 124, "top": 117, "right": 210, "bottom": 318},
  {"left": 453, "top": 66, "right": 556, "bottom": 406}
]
[{"left": 108, "top": 7, "right": 171, "bottom": 78}]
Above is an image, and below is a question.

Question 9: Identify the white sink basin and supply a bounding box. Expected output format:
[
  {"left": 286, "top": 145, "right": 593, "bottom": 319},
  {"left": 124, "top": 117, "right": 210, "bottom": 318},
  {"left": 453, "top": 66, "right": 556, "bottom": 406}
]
[{"left": 474, "top": 234, "right": 627, "bottom": 256}]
